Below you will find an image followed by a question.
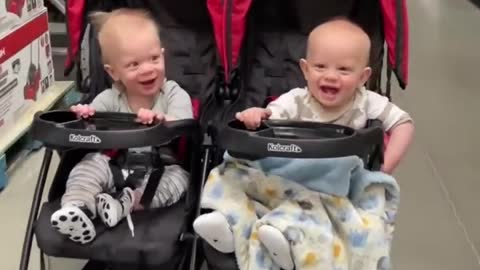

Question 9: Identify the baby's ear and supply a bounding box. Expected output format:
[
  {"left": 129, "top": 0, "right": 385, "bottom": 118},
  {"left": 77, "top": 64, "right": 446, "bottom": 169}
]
[
  {"left": 299, "top": 58, "right": 309, "bottom": 78},
  {"left": 360, "top": 66, "right": 372, "bottom": 86},
  {"left": 104, "top": 64, "right": 119, "bottom": 82}
]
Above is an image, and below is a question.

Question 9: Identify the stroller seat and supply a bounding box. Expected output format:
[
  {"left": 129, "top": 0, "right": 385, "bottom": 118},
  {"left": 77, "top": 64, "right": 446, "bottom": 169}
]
[
  {"left": 22, "top": 111, "right": 203, "bottom": 270},
  {"left": 35, "top": 198, "right": 187, "bottom": 265}
]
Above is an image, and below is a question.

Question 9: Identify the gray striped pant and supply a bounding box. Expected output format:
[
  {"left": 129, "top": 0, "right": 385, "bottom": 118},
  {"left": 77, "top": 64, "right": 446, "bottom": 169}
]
[{"left": 61, "top": 152, "right": 189, "bottom": 218}]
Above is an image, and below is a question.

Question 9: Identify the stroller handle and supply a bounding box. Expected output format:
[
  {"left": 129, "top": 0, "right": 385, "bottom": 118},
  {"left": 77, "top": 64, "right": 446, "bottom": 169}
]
[
  {"left": 218, "top": 119, "right": 383, "bottom": 159},
  {"left": 31, "top": 110, "right": 201, "bottom": 149}
]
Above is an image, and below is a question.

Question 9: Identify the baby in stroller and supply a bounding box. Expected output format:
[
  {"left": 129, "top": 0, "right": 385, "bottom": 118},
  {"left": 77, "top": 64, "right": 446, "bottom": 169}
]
[
  {"left": 50, "top": 8, "right": 193, "bottom": 244},
  {"left": 237, "top": 17, "right": 414, "bottom": 175},
  {"left": 194, "top": 18, "right": 414, "bottom": 270}
]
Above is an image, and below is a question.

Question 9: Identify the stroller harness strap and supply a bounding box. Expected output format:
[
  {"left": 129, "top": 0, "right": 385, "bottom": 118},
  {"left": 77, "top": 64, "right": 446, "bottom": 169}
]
[
  {"left": 107, "top": 150, "right": 166, "bottom": 209},
  {"left": 139, "top": 167, "right": 165, "bottom": 208}
]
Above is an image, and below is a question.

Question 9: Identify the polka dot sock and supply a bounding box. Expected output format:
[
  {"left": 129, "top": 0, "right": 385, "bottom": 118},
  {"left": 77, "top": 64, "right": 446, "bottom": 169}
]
[{"left": 50, "top": 204, "right": 96, "bottom": 244}]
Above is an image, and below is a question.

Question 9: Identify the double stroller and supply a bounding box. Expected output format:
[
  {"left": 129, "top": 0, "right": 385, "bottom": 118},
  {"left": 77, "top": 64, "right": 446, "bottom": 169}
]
[{"left": 19, "top": 0, "right": 409, "bottom": 269}]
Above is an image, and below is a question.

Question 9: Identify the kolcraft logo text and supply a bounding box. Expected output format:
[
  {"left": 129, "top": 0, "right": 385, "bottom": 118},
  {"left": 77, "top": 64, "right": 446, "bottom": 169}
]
[
  {"left": 267, "top": 143, "right": 302, "bottom": 153},
  {"left": 69, "top": 134, "right": 102, "bottom": 144}
]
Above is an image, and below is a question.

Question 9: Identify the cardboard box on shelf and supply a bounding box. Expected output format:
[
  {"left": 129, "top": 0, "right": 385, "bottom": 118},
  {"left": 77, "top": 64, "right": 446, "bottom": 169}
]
[
  {"left": 0, "top": 0, "right": 44, "bottom": 34},
  {"left": 0, "top": 9, "right": 54, "bottom": 133}
]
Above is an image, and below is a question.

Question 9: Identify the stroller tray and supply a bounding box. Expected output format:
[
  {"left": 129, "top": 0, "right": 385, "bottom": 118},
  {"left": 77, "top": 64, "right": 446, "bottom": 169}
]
[
  {"left": 31, "top": 110, "right": 200, "bottom": 149},
  {"left": 219, "top": 119, "right": 383, "bottom": 159}
]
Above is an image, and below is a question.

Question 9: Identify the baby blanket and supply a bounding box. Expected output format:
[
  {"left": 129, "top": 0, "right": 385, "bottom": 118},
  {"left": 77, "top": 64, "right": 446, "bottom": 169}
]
[{"left": 195, "top": 155, "right": 400, "bottom": 270}]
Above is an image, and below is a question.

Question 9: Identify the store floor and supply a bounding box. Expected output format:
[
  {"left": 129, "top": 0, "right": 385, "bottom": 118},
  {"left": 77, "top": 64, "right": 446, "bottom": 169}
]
[{"left": 1, "top": 0, "right": 480, "bottom": 269}]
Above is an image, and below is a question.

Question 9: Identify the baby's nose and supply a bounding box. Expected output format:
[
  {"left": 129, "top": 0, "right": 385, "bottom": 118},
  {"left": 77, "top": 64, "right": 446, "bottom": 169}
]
[
  {"left": 139, "top": 63, "right": 155, "bottom": 74},
  {"left": 324, "top": 70, "right": 339, "bottom": 81}
]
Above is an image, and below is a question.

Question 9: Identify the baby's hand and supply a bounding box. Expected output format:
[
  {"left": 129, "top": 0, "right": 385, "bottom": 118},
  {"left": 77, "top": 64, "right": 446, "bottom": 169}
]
[
  {"left": 70, "top": 104, "right": 95, "bottom": 118},
  {"left": 136, "top": 108, "right": 165, "bottom": 125},
  {"left": 235, "top": 107, "right": 272, "bottom": 130}
]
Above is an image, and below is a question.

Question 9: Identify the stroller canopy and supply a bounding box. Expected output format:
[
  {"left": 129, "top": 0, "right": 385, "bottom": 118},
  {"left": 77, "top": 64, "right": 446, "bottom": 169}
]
[{"left": 205, "top": 0, "right": 409, "bottom": 87}]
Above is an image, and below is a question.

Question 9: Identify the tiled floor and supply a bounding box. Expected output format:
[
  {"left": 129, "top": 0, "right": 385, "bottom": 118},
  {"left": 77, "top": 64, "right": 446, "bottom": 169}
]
[{"left": 1, "top": 0, "right": 480, "bottom": 269}]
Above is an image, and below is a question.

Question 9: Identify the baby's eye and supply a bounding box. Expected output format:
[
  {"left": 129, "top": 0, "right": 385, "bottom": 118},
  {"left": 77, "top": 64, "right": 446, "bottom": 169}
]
[
  {"left": 127, "top": 62, "right": 139, "bottom": 68},
  {"left": 151, "top": 55, "right": 161, "bottom": 61},
  {"left": 315, "top": 64, "right": 326, "bottom": 69},
  {"left": 338, "top": 67, "right": 352, "bottom": 73}
]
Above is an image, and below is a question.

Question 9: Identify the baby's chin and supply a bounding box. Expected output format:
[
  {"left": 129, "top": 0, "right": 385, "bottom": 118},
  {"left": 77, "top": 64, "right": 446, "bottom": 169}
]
[{"left": 311, "top": 91, "right": 349, "bottom": 109}]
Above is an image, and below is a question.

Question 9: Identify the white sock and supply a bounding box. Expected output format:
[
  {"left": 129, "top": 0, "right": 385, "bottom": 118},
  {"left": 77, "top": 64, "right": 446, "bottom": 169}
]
[
  {"left": 193, "top": 211, "right": 235, "bottom": 253},
  {"left": 258, "top": 225, "right": 294, "bottom": 270},
  {"left": 96, "top": 187, "right": 134, "bottom": 228}
]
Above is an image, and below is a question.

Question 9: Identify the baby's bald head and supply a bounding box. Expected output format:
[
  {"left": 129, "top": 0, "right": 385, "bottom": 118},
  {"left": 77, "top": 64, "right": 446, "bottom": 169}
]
[
  {"left": 299, "top": 17, "right": 373, "bottom": 109},
  {"left": 89, "top": 8, "right": 161, "bottom": 64},
  {"left": 306, "top": 17, "right": 371, "bottom": 66}
]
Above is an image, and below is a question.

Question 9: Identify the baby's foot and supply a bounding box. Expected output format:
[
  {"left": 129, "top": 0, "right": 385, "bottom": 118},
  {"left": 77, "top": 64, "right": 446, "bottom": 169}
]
[
  {"left": 96, "top": 187, "right": 134, "bottom": 228},
  {"left": 51, "top": 204, "right": 96, "bottom": 244},
  {"left": 193, "top": 211, "right": 235, "bottom": 253},
  {"left": 258, "top": 225, "right": 294, "bottom": 270}
]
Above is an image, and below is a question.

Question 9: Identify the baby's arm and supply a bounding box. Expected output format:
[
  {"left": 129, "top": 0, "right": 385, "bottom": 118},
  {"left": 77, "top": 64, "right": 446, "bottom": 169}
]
[
  {"left": 236, "top": 90, "right": 299, "bottom": 129},
  {"left": 70, "top": 104, "right": 96, "bottom": 118},
  {"left": 136, "top": 108, "right": 165, "bottom": 124},
  {"left": 235, "top": 107, "right": 272, "bottom": 129},
  {"left": 70, "top": 89, "right": 115, "bottom": 118},
  {"left": 135, "top": 82, "right": 193, "bottom": 124},
  {"left": 382, "top": 121, "right": 414, "bottom": 174},
  {"left": 366, "top": 91, "right": 414, "bottom": 174}
]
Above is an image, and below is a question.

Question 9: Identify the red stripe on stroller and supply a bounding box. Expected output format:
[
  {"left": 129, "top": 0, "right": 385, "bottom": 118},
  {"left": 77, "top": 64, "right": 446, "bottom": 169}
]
[
  {"left": 64, "top": 0, "right": 86, "bottom": 76},
  {"left": 381, "top": 0, "right": 409, "bottom": 88}
]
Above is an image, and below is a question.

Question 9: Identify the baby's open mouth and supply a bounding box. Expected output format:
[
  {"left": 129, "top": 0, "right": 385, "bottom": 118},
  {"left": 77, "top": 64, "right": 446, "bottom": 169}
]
[
  {"left": 320, "top": 86, "right": 339, "bottom": 95},
  {"left": 139, "top": 78, "right": 156, "bottom": 85}
]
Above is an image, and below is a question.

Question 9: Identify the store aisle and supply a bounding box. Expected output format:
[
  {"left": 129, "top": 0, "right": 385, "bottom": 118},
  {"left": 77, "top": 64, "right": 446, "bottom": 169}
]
[
  {"left": 1, "top": 0, "right": 480, "bottom": 269},
  {"left": 0, "top": 150, "right": 87, "bottom": 269},
  {"left": 390, "top": 0, "right": 480, "bottom": 269}
]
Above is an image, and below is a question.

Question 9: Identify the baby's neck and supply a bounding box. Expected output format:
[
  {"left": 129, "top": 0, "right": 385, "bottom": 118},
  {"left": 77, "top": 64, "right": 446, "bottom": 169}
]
[
  {"left": 127, "top": 94, "right": 155, "bottom": 113},
  {"left": 318, "top": 96, "right": 355, "bottom": 116}
]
